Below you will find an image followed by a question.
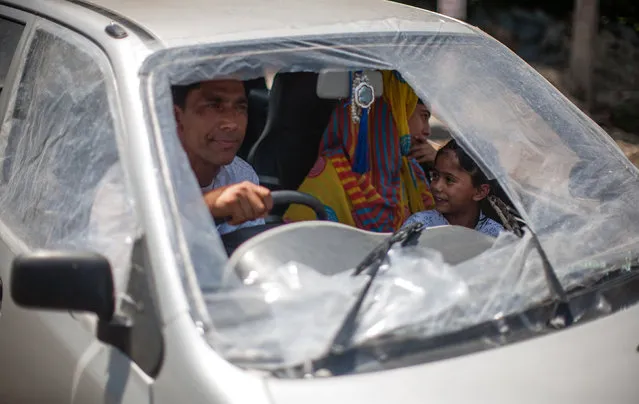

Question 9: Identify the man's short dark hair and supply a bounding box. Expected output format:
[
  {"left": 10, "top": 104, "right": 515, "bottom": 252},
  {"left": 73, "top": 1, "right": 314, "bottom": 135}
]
[
  {"left": 171, "top": 82, "right": 201, "bottom": 110},
  {"left": 171, "top": 79, "right": 254, "bottom": 109}
]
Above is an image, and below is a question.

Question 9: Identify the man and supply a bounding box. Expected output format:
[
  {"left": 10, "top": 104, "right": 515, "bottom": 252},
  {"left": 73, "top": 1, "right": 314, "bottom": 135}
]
[
  {"left": 89, "top": 79, "right": 272, "bottom": 297},
  {"left": 171, "top": 79, "right": 273, "bottom": 234}
]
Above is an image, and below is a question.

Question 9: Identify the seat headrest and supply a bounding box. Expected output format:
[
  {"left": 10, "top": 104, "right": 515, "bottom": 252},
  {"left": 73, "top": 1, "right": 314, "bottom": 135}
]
[{"left": 316, "top": 70, "right": 384, "bottom": 100}]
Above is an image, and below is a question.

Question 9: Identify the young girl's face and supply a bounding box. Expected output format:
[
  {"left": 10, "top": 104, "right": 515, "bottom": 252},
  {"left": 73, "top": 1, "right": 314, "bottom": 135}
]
[{"left": 429, "top": 149, "right": 488, "bottom": 215}]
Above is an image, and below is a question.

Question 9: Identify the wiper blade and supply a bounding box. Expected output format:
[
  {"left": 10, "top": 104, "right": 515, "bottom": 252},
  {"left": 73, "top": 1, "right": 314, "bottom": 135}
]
[
  {"left": 529, "top": 231, "right": 574, "bottom": 328},
  {"left": 326, "top": 224, "right": 572, "bottom": 355},
  {"left": 328, "top": 223, "right": 424, "bottom": 354},
  {"left": 488, "top": 194, "right": 572, "bottom": 326}
]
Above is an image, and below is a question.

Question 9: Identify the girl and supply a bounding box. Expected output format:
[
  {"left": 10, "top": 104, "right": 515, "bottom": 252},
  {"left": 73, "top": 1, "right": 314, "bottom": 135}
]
[{"left": 403, "top": 139, "right": 504, "bottom": 237}]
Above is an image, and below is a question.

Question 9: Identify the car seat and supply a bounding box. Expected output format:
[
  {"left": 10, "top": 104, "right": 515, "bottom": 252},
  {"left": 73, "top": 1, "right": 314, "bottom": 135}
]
[
  {"left": 237, "top": 77, "right": 269, "bottom": 161},
  {"left": 247, "top": 72, "right": 337, "bottom": 193},
  {"left": 248, "top": 71, "right": 387, "bottom": 217}
]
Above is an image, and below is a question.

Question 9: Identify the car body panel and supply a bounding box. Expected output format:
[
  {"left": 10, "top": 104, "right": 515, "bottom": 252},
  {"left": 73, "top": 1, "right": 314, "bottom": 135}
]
[
  {"left": 267, "top": 300, "right": 639, "bottom": 404},
  {"left": 64, "top": 0, "right": 475, "bottom": 47}
]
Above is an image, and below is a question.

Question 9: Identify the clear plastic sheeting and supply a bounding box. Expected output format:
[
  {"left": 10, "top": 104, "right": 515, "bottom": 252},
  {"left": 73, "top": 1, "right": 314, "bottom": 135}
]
[
  {"left": 353, "top": 246, "right": 469, "bottom": 345},
  {"left": 206, "top": 246, "right": 468, "bottom": 369},
  {"left": 139, "top": 26, "right": 639, "bottom": 370},
  {"left": 205, "top": 261, "right": 363, "bottom": 368},
  {"left": 0, "top": 21, "right": 138, "bottom": 301},
  {"left": 207, "top": 229, "right": 634, "bottom": 370}
]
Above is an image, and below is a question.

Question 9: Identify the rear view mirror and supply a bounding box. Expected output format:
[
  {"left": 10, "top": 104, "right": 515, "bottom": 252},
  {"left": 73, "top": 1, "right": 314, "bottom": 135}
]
[{"left": 11, "top": 251, "right": 115, "bottom": 322}]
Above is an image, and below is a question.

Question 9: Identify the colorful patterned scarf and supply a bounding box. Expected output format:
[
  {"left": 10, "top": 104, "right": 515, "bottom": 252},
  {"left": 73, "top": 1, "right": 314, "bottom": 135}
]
[{"left": 284, "top": 71, "right": 434, "bottom": 232}]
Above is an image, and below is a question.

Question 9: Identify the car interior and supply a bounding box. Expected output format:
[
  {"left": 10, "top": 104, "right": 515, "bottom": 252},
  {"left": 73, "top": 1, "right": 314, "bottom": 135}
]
[
  {"left": 247, "top": 72, "right": 338, "bottom": 203},
  {"left": 177, "top": 69, "right": 526, "bottom": 270}
]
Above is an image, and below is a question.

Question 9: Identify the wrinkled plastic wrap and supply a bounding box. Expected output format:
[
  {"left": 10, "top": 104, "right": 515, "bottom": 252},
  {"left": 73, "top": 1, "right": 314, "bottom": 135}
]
[
  {"left": 0, "top": 21, "right": 138, "bottom": 301},
  {"left": 205, "top": 261, "right": 363, "bottom": 367},
  {"left": 139, "top": 25, "right": 639, "bottom": 369},
  {"left": 205, "top": 246, "right": 466, "bottom": 368},
  {"left": 353, "top": 246, "right": 470, "bottom": 345}
]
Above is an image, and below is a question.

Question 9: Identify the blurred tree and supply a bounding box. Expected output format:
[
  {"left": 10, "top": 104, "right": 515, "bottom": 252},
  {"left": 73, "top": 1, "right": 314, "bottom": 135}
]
[
  {"left": 437, "top": 0, "right": 466, "bottom": 20},
  {"left": 569, "top": 0, "right": 599, "bottom": 111}
]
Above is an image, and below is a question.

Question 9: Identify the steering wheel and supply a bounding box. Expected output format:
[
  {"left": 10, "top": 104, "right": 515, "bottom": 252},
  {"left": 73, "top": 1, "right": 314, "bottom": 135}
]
[
  {"left": 218, "top": 190, "right": 328, "bottom": 255},
  {"left": 267, "top": 190, "right": 328, "bottom": 222}
]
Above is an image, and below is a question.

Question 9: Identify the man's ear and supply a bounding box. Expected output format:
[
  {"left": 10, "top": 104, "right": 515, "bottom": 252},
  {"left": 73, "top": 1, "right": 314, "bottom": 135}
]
[
  {"left": 473, "top": 183, "right": 490, "bottom": 202},
  {"left": 174, "top": 105, "right": 184, "bottom": 136}
]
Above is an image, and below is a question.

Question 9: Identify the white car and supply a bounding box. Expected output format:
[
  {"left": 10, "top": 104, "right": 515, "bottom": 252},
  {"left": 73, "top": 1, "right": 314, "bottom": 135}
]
[{"left": 0, "top": 0, "right": 638, "bottom": 403}]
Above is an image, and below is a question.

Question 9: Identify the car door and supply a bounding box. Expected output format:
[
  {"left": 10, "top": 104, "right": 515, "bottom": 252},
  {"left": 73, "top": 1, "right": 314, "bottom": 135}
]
[{"left": 0, "top": 10, "right": 152, "bottom": 404}]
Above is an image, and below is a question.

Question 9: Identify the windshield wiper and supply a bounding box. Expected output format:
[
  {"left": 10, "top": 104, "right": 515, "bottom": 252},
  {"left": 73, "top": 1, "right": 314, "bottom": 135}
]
[
  {"left": 301, "top": 223, "right": 423, "bottom": 376},
  {"left": 325, "top": 221, "right": 572, "bottom": 351},
  {"left": 528, "top": 230, "right": 574, "bottom": 328},
  {"left": 304, "top": 222, "right": 571, "bottom": 377},
  {"left": 327, "top": 222, "right": 424, "bottom": 355}
]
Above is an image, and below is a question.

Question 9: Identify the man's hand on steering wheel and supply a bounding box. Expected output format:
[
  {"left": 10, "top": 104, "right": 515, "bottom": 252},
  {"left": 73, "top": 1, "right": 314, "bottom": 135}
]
[{"left": 203, "top": 181, "right": 273, "bottom": 225}]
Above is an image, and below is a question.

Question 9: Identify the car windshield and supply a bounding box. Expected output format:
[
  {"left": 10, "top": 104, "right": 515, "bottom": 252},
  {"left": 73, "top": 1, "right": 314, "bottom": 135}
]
[{"left": 142, "top": 30, "right": 639, "bottom": 375}]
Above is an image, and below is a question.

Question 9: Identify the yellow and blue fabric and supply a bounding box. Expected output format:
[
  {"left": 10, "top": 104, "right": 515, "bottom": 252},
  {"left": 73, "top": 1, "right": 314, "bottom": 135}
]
[{"left": 284, "top": 70, "right": 434, "bottom": 232}]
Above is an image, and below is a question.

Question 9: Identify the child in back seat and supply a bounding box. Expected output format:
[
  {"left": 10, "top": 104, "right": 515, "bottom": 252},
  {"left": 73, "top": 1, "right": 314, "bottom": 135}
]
[{"left": 402, "top": 139, "right": 504, "bottom": 237}]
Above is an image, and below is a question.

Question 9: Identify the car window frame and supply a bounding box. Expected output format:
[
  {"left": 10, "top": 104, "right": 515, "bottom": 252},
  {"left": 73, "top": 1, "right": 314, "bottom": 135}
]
[
  {"left": 0, "top": 15, "right": 23, "bottom": 86},
  {"left": 0, "top": 5, "right": 34, "bottom": 252},
  {"left": 0, "top": 6, "right": 35, "bottom": 123},
  {"left": 0, "top": 15, "right": 132, "bottom": 250},
  {"left": 0, "top": 13, "right": 166, "bottom": 375}
]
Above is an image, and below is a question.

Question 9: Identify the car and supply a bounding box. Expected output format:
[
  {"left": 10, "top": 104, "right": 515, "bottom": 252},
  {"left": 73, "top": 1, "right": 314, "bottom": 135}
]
[{"left": 0, "top": 0, "right": 638, "bottom": 403}]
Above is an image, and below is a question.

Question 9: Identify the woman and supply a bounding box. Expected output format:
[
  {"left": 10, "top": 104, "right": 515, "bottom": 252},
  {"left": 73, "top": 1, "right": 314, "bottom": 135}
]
[
  {"left": 408, "top": 99, "right": 439, "bottom": 172},
  {"left": 284, "top": 71, "right": 434, "bottom": 232}
]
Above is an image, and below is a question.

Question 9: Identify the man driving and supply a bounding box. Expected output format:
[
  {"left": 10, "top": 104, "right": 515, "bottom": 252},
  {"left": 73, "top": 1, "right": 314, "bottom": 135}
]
[
  {"left": 171, "top": 79, "right": 273, "bottom": 234},
  {"left": 89, "top": 78, "right": 272, "bottom": 296}
]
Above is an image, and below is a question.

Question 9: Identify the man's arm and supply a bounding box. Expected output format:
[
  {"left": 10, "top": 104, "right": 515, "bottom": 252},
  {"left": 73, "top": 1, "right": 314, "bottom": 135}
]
[{"left": 203, "top": 181, "right": 273, "bottom": 225}]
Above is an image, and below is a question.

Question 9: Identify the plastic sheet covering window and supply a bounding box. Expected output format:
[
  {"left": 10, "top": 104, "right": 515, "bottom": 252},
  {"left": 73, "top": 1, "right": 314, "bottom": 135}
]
[
  {"left": 0, "top": 21, "right": 138, "bottom": 301},
  {"left": 140, "top": 29, "right": 639, "bottom": 370}
]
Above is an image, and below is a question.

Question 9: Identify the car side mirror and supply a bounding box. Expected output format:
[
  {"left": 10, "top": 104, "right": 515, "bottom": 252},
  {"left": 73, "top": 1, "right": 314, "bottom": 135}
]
[{"left": 11, "top": 250, "right": 115, "bottom": 322}]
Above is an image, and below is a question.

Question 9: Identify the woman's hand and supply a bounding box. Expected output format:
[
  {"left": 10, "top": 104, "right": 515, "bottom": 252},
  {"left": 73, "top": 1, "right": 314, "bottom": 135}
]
[{"left": 409, "top": 138, "right": 438, "bottom": 165}]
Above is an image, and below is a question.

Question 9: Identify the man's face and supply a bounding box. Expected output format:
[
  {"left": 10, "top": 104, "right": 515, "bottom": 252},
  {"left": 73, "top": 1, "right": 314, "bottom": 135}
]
[{"left": 175, "top": 80, "right": 248, "bottom": 168}]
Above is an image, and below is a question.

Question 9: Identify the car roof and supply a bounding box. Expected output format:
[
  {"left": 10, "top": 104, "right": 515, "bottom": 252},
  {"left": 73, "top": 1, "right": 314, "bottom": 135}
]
[{"left": 20, "top": 0, "right": 478, "bottom": 48}]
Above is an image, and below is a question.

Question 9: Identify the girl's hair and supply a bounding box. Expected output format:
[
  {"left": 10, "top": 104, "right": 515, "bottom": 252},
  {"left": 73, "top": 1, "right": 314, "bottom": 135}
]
[{"left": 435, "top": 139, "right": 489, "bottom": 187}]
